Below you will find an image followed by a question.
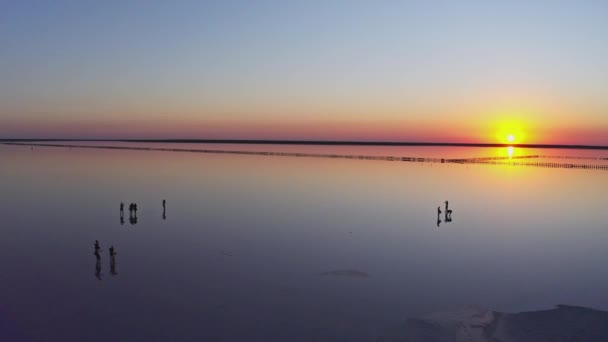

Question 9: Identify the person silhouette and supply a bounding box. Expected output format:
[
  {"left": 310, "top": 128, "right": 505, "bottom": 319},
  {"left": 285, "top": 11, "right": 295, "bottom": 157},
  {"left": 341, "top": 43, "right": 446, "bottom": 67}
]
[
  {"left": 162, "top": 199, "right": 166, "bottom": 210},
  {"left": 94, "top": 241, "right": 102, "bottom": 279},
  {"left": 94, "top": 240, "right": 101, "bottom": 261},
  {"left": 163, "top": 211, "right": 166, "bottom": 220},
  {"left": 437, "top": 206, "right": 442, "bottom": 215},
  {"left": 120, "top": 202, "right": 124, "bottom": 216},
  {"left": 120, "top": 216, "right": 125, "bottom": 225},
  {"left": 437, "top": 217, "right": 441, "bottom": 227},
  {"left": 133, "top": 203, "right": 138, "bottom": 214},
  {"left": 444, "top": 201, "right": 452, "bottom": 222}
]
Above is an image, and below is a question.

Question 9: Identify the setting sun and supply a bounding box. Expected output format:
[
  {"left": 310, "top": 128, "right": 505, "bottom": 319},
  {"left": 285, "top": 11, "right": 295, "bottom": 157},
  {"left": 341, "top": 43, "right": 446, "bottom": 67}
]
[{"left": 492, "top": 118, "right": 528, "bottom": 144}]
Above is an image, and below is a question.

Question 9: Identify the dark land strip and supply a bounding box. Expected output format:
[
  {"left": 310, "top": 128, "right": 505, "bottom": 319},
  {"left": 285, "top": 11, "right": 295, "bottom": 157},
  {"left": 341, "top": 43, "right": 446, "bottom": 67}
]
[{"left": 2, "top": 138, "right": 608, "bottom": 150}]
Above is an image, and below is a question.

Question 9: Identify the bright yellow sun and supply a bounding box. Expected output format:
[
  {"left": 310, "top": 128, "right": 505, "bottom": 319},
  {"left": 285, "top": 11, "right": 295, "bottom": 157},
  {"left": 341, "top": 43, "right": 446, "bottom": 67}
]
[{"left": 507, "top": 134, "right": 515, "bottom": 143}]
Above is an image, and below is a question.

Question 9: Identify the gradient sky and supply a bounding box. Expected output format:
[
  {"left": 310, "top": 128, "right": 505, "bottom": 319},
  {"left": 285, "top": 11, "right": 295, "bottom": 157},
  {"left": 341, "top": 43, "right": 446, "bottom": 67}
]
[{"left": 1, "top": 1, "right": 607, "bottom": 143}]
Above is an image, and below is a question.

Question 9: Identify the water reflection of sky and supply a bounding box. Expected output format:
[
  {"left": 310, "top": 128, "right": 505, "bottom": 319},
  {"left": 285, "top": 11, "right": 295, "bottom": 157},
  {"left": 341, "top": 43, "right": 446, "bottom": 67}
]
[{"left": 1, "top": 144, "right": 607, "bottom": 341}]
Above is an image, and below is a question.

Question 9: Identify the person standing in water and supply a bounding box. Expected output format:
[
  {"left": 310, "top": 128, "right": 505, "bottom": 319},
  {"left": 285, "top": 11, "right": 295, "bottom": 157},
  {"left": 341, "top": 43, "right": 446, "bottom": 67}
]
[{"left": 94, "top": 240, "right": 101, "bottom": 261}]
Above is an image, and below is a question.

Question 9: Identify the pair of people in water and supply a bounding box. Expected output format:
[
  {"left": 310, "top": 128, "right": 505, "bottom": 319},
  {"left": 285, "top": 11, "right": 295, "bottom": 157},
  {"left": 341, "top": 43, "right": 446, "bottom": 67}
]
[
  {"left": 94, "top": 240, "right": 117, "bottom": 279},
  {"left": 436, "top": 201, "right": 453, "bottom": 226},
  {"left": 94, "top": 240, "right": 116, "bottom": 260},
  {"left": 120, "top": 202, "right": 140, "bottom": 225}
]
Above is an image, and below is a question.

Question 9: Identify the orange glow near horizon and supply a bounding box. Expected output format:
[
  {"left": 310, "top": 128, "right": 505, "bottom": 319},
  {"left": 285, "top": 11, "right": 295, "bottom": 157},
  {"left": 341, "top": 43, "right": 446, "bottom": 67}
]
[{"left": 5, "top": 112, "right": 608, "bottom": 146}]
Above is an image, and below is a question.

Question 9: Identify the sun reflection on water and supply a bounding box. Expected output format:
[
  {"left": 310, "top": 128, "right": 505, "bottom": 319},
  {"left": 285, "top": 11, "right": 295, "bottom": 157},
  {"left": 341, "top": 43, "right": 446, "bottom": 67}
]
[{"left": 507, "top": 146, "right": 514, "bottom": 158}]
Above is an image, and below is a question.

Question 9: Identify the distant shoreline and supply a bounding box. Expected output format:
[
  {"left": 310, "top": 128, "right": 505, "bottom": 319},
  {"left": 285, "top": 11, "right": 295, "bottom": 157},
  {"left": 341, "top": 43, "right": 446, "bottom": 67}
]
[{"left": 2, "top": 139, "right": 608, "bottom": 150}]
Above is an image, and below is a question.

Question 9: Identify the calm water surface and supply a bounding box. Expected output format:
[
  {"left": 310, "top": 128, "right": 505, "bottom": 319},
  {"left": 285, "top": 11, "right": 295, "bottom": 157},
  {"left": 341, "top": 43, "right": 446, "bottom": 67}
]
[{"left": 1, "top": 143, "right": 608, "bottom": 341}]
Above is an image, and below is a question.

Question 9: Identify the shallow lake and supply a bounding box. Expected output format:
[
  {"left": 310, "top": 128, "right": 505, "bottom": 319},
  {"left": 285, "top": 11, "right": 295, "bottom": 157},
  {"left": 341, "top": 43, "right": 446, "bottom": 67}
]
[{"left": 1, "top": 143, "right": 608, "bottom": 341}]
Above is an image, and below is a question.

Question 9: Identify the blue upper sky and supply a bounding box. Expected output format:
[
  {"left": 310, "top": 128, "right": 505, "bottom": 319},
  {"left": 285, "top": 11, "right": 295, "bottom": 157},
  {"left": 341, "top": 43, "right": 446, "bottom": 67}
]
[{"left": 1, "top": 1, "right": 607, "bottom": 142}]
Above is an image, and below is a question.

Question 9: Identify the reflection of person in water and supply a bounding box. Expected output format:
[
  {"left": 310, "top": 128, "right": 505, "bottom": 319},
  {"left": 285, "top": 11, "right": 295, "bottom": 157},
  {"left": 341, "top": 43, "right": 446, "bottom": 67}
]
[
  {"left": 120, "top": 215, "right": 125, "bottom": 225},
  {"left": 109, "top": 246, "right": 117, "bottom": 276},
  {"left": 95, "top": 259, "right": 102, "bottom": 280},
  {"left": 437, "top": 216, "right": 441, "bottom": 227}
]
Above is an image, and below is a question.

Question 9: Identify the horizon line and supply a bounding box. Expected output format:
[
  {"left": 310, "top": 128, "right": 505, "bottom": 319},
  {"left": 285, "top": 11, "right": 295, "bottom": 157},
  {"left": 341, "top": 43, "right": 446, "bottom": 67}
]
[{"left": 2, "top": 138, "right": 608, "bottom": 150}]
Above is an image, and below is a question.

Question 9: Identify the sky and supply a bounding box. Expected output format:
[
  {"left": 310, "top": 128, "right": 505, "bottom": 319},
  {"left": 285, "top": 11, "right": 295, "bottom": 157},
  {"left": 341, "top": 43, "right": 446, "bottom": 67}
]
[{"left": 1, "top": 0, "right": 607, "bottom": 144}]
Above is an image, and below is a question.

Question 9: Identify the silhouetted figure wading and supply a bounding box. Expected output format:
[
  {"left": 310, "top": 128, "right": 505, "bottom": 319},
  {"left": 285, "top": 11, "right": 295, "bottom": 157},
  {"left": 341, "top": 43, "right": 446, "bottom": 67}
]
[{"left": 94, "top": 240, "right": 102, "bottom": 280}]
